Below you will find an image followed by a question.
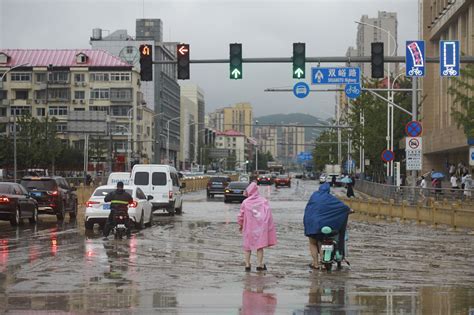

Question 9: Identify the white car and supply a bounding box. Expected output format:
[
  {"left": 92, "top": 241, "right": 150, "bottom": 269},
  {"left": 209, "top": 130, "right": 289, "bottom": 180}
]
[
  {"left": 84, "top": 185, "right": 153, "bottom": 231},
  {"left": 319, "top": 173, "right": 327, "bottom": 183}
]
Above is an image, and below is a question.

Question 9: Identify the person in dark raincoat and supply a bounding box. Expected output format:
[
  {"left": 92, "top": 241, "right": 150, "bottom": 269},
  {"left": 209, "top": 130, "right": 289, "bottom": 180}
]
[
  {"left": 346, "top": 176, "right": 355, "bottom": 198},
  {"left": 303, "top": 183, "right": 351, "bottom": 269}
]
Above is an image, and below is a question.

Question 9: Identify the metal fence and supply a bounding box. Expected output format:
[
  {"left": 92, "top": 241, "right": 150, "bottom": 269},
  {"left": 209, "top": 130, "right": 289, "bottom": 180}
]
[{"left": 355, "top": 180, "right": 474, "bottom": 206}]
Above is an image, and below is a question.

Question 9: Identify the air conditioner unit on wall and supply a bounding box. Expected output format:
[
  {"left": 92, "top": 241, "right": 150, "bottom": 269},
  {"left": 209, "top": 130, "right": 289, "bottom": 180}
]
[
  {"left": 82, "top": 82, "right": 87, "bottom": 86},
  {"left": 72, "top": 99, "right": 77, "bottom": 104},
  {"left": 80, "top": 99, "right": 84, "bottom": 104}
]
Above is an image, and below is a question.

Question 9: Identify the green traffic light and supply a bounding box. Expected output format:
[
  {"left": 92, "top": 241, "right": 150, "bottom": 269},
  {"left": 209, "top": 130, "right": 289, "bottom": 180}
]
[
  {"left": 229, "top": 43, "right": 242, "bottom": 80},
  {"left": 293, "top": 43, "right": 306, "bottom": 79}
]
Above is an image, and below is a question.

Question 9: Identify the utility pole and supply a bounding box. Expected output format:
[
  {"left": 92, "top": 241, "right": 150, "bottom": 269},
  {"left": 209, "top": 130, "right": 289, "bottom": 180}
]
[
  {"left": 13, "top": 112, "right": 17, "bottom": 182},
  {"left": 411, "top": 77, "right": 418, "bottom": 186}
]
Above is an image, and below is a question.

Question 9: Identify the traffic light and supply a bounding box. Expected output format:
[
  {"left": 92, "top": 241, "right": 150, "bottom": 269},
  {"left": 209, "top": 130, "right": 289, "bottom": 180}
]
[
  {"left": 293, "top": 43, "right": 305, "bottom": 79},
  {"left": 229, "top": 43, "right": 242, "bottom": 80},
  {"left": 177, "top": 44, "right": 190, "bottom": 80},
  {"left": 371, "top": 42, "right": 384, "bottom": 78},
  {"left": 139, "top": 44, "right": 153, "bottom": 81}
]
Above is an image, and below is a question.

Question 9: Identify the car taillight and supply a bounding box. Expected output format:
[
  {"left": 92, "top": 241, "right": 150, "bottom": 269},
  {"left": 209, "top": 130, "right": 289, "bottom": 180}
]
[
  {"left": 169, "top": 191, "right": 173, "bottom": 199},
  {"left": 86, "top": 200, "right": 100, "bottom": 207},
  {"left": 0, "top": 196, "right": 10, "bottom": 203},
  {"left": 267, "top": 178, "right": 270, "bottom": 180},
  {"left": 129, "top": 201, "right": 138, "bottom": 208},
  {"left": 119, "top": 216, "right": 123, "bottom": 220},
  {"left": 257, "top": 178, "right": 261, "bottom": 181},
  {"left": 47, "top": 191, "right": 59, "bottom": 196}
]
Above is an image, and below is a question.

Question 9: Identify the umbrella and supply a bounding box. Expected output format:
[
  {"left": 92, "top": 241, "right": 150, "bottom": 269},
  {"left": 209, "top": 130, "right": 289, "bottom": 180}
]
[
  {"left": 340, "top": 177, "right": 352, "bottom": 184},
  {"left": 431, "top": 172, "right": 445, "bottom": 179}
]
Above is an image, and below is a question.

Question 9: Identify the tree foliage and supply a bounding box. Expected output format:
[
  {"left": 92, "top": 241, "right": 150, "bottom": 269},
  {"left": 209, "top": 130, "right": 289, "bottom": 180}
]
[{"left": 448, "top": 64, "right": 474, "bottom": 140}]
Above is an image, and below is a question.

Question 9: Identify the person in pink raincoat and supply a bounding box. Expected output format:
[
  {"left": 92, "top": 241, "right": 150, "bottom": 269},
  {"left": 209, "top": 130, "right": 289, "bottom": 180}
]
[{"left": 237, "top": 182, "right": 277, "bottom": 272}]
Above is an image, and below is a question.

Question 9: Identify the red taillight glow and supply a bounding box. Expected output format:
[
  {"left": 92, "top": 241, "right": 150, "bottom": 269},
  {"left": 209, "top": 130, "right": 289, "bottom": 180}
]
[
  {"left": 0, "top": 196, "right": 10, "bottom": 203},
  {"left": 129, "top": 200, "right": 138, "bottom": 208},
  {"left": 85, "top": 200, "right": 100, "bottom": 207},
  {"left": 169, "top": 191, "right": 173, "bottom": 199},
  {"left": 267, "top": 178, "right": 270, "bottom": 180},
  {"left": 47, "top": 191, "right": 59, "bottom": 196}
]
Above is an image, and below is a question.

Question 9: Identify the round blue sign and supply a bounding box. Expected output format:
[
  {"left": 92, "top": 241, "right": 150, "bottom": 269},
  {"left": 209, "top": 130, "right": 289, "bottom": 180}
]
[
  {"left": 381, "top": 149, "right": 395, "bottom": 163},
  {"left": 293, "top": 82, "right": 310, "bottom": 99},
  {"left": 405, "top": 121, "right": 423, "bottom": 137},
  {"left": 345, "top": 83, "right": 361, "bottom": 99}
]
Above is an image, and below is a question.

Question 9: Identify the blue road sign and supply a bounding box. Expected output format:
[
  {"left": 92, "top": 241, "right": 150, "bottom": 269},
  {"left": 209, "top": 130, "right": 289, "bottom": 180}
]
[
  {"left": 297, "top": 152, "right": 313, "bottom": 161},
  {"left": 440, "top": 40, "right": 460, "bottom": 77},
  {"left": 293, "top": 82, "right": 310, "bottom": 99},
  {"left": 345, "top": 83, "right": 361, "bottom": 99},
  {"left": 406, "top": 40, "right": 425, "bottom": 77},
  {"left": 381, "top": 149, "right": 395, "bottom": 163},
  {"left": 405, "top": 121, "right": 423, "bottom": 137},
  {"left": 311, "top": 67, "right": 360, "bottom": 85}
]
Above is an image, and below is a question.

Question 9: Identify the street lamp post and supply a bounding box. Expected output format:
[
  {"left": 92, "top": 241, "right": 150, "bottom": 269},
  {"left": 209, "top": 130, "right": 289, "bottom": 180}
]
[
  {"left": 1, "top": 63, "right": 30, "bottom": 182},
  {"left": 166, "top": 117, "right": 180, "bottom": 165},
  {"left": 127, "top": 108, "right": 133, "bottom": 171},
  {"left": 355, "top": 21, "right": 397, "bottom": 181}
]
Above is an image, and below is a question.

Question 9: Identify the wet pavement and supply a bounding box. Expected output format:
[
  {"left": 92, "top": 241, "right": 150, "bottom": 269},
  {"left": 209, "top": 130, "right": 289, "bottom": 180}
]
[{"left": 0, "top": 180, "right": 474, "bottom": 314}]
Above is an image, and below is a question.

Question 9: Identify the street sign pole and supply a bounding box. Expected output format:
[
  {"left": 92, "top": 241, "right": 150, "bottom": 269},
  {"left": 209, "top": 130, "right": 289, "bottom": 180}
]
[{"left": 411, "top": 76, "right": 418, "bottom": 186}]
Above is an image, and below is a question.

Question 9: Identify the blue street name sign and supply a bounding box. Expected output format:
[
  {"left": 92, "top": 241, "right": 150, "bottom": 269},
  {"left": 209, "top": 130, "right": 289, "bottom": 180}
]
[
  {"left": 311, "top": 67, "right": 360, "bottom": 85},
  {"left": 406, "top": 40, "right": 425, "bottom": 77},
  {"left": 293, "top": 82, "right": 310, "bottom": 99},
  {"left": 440, "top": 40, "right": 460, "bottom": 77},
  {"left": 345, "top": 83, "right": 361, "bottom": 99}
]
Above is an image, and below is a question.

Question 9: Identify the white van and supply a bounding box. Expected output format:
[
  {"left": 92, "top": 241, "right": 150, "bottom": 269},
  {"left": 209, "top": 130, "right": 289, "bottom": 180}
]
[
  {"left": 130, "top": 164, "right": 185, "bottom": 215},
  {"left": 107, "top": 172, "right": 131, "bottom": 186}
]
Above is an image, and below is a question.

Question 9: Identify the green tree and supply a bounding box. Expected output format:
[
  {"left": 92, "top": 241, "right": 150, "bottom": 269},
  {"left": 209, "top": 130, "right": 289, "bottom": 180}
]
[{"left": 448, "top": 64, "right": 474, "bottom": 140}]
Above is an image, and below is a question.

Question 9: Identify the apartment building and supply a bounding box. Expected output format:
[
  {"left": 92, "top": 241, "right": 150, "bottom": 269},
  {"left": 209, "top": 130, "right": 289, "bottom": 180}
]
[
  {"left": 207, "top": 102, "right": 253, "bottom": 138},
  {"left": 254, "top": 126, "right": 278, "bottom": 159}
]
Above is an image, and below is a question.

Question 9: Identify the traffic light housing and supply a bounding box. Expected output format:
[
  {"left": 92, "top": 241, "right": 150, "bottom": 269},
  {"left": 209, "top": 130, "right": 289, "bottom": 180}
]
[
  {"left": 371, "top": 42, "right": 384, "bottom": 78},
  {"left": 177, "top": 44, "right": 190, "bottom": 80},
  {"left": 229, "top": 43, "right": 242, "bottom": 79},
  {"left": 139, "top": 44, "right": 153, "bottom": 81},
  {"left": 293, "top": 43, "right": 305, "bottom": 79}
]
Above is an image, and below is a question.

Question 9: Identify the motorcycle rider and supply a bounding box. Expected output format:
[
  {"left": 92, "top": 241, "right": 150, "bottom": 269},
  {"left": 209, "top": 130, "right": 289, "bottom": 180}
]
[
  {"left": 103, "top": 181, "right": 133, "bottom": 239},
  {"left": 303, "top": 182, "right": 351, "bottom": 269}
]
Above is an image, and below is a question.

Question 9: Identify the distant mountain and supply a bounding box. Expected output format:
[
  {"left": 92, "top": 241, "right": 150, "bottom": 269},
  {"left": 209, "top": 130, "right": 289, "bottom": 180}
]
[{"left": 255, "top": 113, "right": 330, "bottom": 142}]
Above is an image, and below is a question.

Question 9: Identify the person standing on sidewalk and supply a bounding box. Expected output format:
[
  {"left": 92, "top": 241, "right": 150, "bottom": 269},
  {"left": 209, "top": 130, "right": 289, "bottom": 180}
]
[{"left": 237, "top": 182, "right": 277, "bottom": 272}]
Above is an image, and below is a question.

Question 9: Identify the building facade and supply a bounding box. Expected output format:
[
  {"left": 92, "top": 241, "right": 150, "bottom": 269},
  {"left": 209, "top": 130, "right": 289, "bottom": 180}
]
[
  {"left": 0, "top": 49, "right": 152, "bottom": 170},
  {"left": 90, "top": 18, "right": 181, "bottom": 165},
  {"left": 207, "top": 102, "right": 253, "bottom": 138},
  {"left": 179, "top": 95, "right": 197, "bottom": 169},
  {"left": 254, "top": 126, "right": 278, "bottom": 159},
  {"left": 421, "top": 0, "right": 473, "bottom": 172},
  {"left": 279, "top": 126, "right": 305, "bottom": 163},
  {"left": 215, "top": 130, "right": 247, "bottom": 169},
  {"left": 356, "top": 11, "right": 398, "bottom": 78},
  {"left": 180, "top": 84, "right": 205, "bottom": 166}
]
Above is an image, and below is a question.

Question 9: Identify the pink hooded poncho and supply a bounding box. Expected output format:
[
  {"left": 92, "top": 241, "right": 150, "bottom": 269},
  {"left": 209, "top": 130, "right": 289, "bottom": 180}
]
[{"left": 237, "top": 182, "right": 277, "bottom": 251}]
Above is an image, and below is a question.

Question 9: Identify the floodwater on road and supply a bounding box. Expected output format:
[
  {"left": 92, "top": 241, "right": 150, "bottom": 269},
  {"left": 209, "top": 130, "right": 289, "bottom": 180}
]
[{"left": 0, "top": 180, "right": 473, "bottom": 314}]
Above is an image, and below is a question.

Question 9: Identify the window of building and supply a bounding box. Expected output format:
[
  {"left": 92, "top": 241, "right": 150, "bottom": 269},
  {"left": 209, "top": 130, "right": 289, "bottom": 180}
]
[
  {"left": 90, "top": 73, "right": 109, "bottom": 82},
  {"left": 90, "top": 89, "right": 109, "bottom": 99},
  {"left": 49, "top": 106, "right": 68, "bottom": 116},
  {"left": 15, "top": 90, "right": 29, "bottom": 100},
  {"left": 36, "top": 108, "right": 45, "bottom": 116},
  {"left": 11, "top": 106, "right": 31, "bottom": 116},
  {"left": 113, "top": 141, "right": 126, "bottom": 152},
  {"left": 0, "top": 90, "right": 7, "bottom": 99},
  {"left": 111, "top": 105, "right": 131, "bottom": 116},
  {"left": 35, "top": 73, "right": 47, "bottom": 83},
  {"left": 126, "top": 46, "right": 134, "bottom": 54},
  {"left": 0, "top": 108, "right": 6, "bottom": 117},
  {"left": 11, "top": 72, "right": 31, "bottom": 81},
  {"left": 48, "top": 72, "right": 68, "bottom": 82},
  {"left": 110, "top": 73, "right": 131, "bottom": 81},
  {"left": 74, "top": 108, "right": 85, "bottom": 111},
  {"left": 110, "top": 88, "right": 132, "bottom": 101},
  {"left": 56, "top": 123, "right": 67, "bottom": 132},
  {"left": 89, "top": 106, "right": 109, "bottom": 113},
  {"left": 74, "top": 73, "right": 85, "bottom": 82},
  {"left": 35, "top": 90, "right": 47, "bottom": 100},
  {"left": 74, "top": 91, "right": 85, "bottom": 99},
  {"left": 48, "top": 88, "right": 69, "bottom": 100}
]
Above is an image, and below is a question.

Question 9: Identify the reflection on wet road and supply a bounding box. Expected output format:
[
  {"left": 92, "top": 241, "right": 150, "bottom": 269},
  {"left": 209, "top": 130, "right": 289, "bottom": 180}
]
[{"left": 0, "top": 180, "right": 473, "bottom": 313}]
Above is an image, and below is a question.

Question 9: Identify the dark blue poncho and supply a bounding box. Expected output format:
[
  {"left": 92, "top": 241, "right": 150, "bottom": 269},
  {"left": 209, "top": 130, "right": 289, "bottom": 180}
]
[{"left": 304, "top": 183, "right": 350, "bottom": 236}]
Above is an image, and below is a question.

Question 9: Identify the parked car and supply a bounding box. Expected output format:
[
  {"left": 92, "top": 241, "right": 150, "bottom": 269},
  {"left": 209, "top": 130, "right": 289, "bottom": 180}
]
[
  {"left": 21, "top": 176, "right": 77, "bottom": 221},
  {"left": 84, "top": 185, "right": 153, "bottom": 230},
  {"left": 319, "top": 173, "right": 327, "bottom": 183},
  {"left": 207, "top": 176, "right": 231, "bottom": 198},
  {"left": 257, "top": 174, "right": 272, "bottom": 185},
  {"left": 224, "top": 181, "right": 250, "bottom": 203},
  {"left": 274, "top": 175, "right": 291, "bottom": 187},
  {"left": 0, "top": 182, "right": 38, "bottom": 226},
  {"left": 131, "top": 164, "right": 185, "bottom": 215}
]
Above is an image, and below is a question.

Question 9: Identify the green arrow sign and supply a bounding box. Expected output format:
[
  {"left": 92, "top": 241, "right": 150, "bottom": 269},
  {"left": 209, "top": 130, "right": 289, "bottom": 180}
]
[
  {"left": 231, "top": 68, "right": 241, "bottom": 79},
  {"left": 294, "top": 68, "right": 304, "bottom": 79}
]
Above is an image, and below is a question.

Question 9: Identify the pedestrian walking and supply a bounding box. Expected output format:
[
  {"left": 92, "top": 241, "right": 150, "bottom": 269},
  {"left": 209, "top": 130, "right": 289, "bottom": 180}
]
[
  {"left": 420, "top": 176, "right": 427, "bottom": 200},
  {"left": 462, "top": 172, "right": 469, "bottom": 190},
  {"left": 346, "top": 177, "right": 355, "bottom": 198},
  {"left": 464, "top": 174, "right": 472, "bottom": 199},
  {"left": 237, "top": 182, "right": 277, "bottom": 272},
  {"left": 450, "top": 175, "right": 459, "bottom": 191}
]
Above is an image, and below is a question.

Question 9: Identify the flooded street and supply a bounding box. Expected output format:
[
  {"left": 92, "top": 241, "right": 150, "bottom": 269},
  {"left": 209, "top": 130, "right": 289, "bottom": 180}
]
[{"left": 1, "top": 180, "right": 473, "bottom": 314}]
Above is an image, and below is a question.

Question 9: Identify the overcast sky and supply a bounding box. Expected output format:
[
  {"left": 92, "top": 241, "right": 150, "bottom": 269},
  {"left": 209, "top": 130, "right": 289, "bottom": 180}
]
[{"left": 0, "top": 0, "right": 418, "bottom": 119}]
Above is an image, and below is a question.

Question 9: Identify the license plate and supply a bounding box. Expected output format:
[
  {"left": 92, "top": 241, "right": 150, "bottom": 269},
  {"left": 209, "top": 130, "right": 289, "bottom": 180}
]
[
  {"left": 321, "top": 245, "right": 334, "bottom": 251},
  {"left": 212, "top": 182, "right": 222, "bottom": 185},
  {"left": 234, "top": 190, "right": 241, "bottom": 193},
  {"left": 117, "top": 224, "right": 125, "bottom": 228},
  {"left": 31, "top": 192, "right": 41, "bottom": 197},
  {"left": 103, "top": 204, "right": 110, "bottom": 210}
]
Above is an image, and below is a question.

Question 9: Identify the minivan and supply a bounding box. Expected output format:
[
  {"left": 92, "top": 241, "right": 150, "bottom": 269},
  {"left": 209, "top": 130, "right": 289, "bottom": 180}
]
[
  {"left": 107, "top": 172, "right": 131, "bottom": 186},
  {"left": 130, "top": 164, "right": 185, "bottom": 215}
]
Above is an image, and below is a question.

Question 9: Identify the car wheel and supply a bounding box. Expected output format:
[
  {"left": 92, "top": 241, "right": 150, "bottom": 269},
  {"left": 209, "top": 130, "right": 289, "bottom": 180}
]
[
  {"left": 210, "top": 194, "right": 214, "bottom": 198},
  {"left": 175, "top": 202, "right": 183, "bottom": 215},
  {"left": 85, "top": 220, "right": 94, "bottom": 230},
  {"left": 69, "top": 200, "right": 78, "bottom": 219},
  {"left": 167, "top": 202, "right": 175, "bottom": 216},
  {"left": 10, "top": 206, "right": 20, "bottom": 226},
  {"left": 29, "top": 206, "right": 38, "bottom": 224},
  {"left": 56, "top": 201, "right": 66, "bottom": 221},
  {"left": 145, "top": 209, "right": 153, "bottom": 227},
  {"left": 135, "top": 211, "right": 145, "bottom": 230},
  {"left": 224, "top": 198, "right": 229, "bottom": 203}
]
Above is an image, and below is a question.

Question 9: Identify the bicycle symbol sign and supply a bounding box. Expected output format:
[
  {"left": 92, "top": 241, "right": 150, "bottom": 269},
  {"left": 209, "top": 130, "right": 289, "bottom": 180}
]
[
  {"left": 345, "top": 83, "right": 361, "bottom": 99},
  {"left": 405, "top": 41, "right": 425, "bottom": 77}
]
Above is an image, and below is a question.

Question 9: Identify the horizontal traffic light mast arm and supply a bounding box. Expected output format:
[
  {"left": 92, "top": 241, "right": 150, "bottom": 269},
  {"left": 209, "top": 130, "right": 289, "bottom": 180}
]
[
  {"left": 220, "top": 123, "right": 351, "bottom": 129},
  {"left": 265, "top": 88, "right": 422, "bottom": 92},
  {"left": 152, "top": 55, "right": 474, "bottom": 64}
]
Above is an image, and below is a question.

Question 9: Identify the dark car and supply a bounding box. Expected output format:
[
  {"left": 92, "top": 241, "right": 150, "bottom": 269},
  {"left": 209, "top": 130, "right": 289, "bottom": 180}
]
[
  {"left": 0, "top": 182, "right": 38, "bottom": 226},
  {"left": 274, "top": 175, "right": 291, "bottom": 187},
  {"left": 257, "top": 174, "right": 272, "bottom": 185},
  {"left": 20, "top": 176, "right": 78, "bottom": 221},
  {"left": 224, "top": 181, "right": 250, "bottom": 203},
  {"left": 206, "top": 176, "right": 231, "bottom": 198}
]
